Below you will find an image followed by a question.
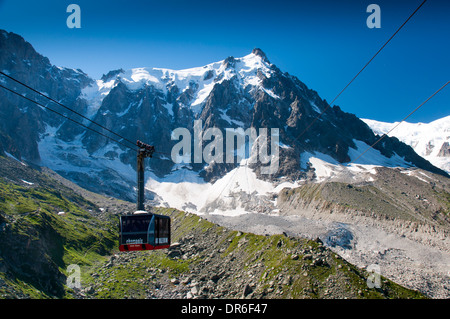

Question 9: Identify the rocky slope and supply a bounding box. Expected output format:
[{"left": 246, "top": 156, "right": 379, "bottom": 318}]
[
  {"left": 0, "top": 155, "right": 425, "bottom": 299},
  {"left": 273, "top": 166, "right": 450, "bottom": 298},
  {"left": 278, "top": 167, "right": 450, "bottom": 233},
  {"left": 0, "top": 155, "right": 117, "bottom": 298},
  {"left": 79, "top": 208, "right": 425, "bottom": 300},
  {"left": 0, "top": 30, "right": 93, "bottom": 162}
]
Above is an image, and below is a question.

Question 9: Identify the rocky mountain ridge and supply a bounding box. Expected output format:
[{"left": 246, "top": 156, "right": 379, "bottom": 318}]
[
  {"left": 363, "top": 116, "right": 450, "bottom": 174},
  {"left": 0, "top": 29, "right": 447, "bottom": 205}
]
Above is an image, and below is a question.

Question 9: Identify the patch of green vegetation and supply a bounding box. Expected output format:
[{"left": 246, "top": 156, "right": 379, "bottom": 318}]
[
  {"left": 0, "top": 275, "right": 48, "bottom": 299},
  {"left": 221, "top": 231, "right": 244, "bottom": 256},
  {"left": 246, "top": 233, "right": 271, "bottom": 257},
  {"left": 280, "top": 183, "right": 324, "bottom": 202},
  {"left": 433, "top": 189, "right": 450, "bottom": 214},
  {"left": 0, "top": 164, "right": 429, "bottom": 300},
  {"left": 84, "top": 250, "right": 192, "bottom": 299},
  {"left": 380, "top": 277, "right": 427, "bottom": 299},
  {"left": 0, "top": 175, "right": 117, "bottom": 298},
  {"left": 159, "top": 208, "right": 216, "bottom": 242},
  {"left": 145, "top": 252, "right": 191, "bottom": 276}
]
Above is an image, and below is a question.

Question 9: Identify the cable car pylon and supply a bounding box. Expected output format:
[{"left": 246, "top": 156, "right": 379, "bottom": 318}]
[
  {"left": 136, "top": 140, "right": 155, "bottom": 211},
  {"left": 118, "top": 141, "right": 171, "bottom": 252}
]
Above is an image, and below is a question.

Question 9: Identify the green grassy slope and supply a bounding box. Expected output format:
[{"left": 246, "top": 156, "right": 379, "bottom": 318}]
[
  {"left": 0, "top": 156, "right": 427, "bottom": 299},
  {"left": 0, "top": 156, "right": 117, "bottom": 298}
]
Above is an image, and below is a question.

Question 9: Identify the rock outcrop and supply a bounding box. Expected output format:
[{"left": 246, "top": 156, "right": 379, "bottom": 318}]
[{"left": 0, "top": 29, "right": 447, "bottom": 202}]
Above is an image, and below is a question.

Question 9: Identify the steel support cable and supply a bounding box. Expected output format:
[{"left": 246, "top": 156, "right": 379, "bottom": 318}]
[
  {"left": 295, "top": 0, "right": 428, "bottom": 142},
  {"left": 0, "top": 83, "right": 139, "bottom": 152},
  {"left": 350, "top": 80, "right": 449, "bottom": 165},
  {"left": 0, "top": 72, "right": 180, "bottom": 159},
  {"left": 0, "top": 70, "right": 137, "bottom": 149},
  {"left": 314, "top": 80, "right": 449, "bottom": 191}
]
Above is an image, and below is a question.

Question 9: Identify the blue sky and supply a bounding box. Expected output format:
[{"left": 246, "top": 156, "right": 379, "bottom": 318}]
[{"left": 0, "top": 0, "right": 448, "bottom": 123}]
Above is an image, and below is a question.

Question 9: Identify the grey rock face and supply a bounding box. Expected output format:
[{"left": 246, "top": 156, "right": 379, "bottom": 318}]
[
  {"left": 438, "top": 142, "right": 450, "bottom": 157},
  {"left": 0, "top": 29, "right": 447, "bottom": 201}
]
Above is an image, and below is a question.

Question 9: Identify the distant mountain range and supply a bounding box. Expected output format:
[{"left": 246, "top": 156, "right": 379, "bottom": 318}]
[
  {"left": 363, "top": 117, "right": 450, "bottom": 174},
  {"left": 0, "top": 29, "right": 448, "bottom": 212}
]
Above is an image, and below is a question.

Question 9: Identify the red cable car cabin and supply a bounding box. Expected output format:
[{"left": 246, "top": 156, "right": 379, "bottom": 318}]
[{"left": 119, "top": 212, "right": 171, "bottom": 251}]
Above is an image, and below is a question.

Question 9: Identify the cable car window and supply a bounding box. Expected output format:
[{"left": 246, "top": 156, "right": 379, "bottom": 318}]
[
  {"left": 119, "top": 213, "right": 170, "bottom": 251},
  {"left": 120, "top": 215, "right": 152, "bottom": 245},
  {"left": 155, "top": 217, "right": 170, "bottom": 245}
]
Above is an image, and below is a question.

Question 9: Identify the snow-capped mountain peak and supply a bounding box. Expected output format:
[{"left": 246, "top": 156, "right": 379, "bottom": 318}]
[
  {"left": 80, "top": 48, "right": 275, "bottom": 117},
  {"left": 1, "top": 29, "right": 448, "bottom": 212},
  {"left": 362, "top": 116, "right": 450, "bottom": 174}
]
